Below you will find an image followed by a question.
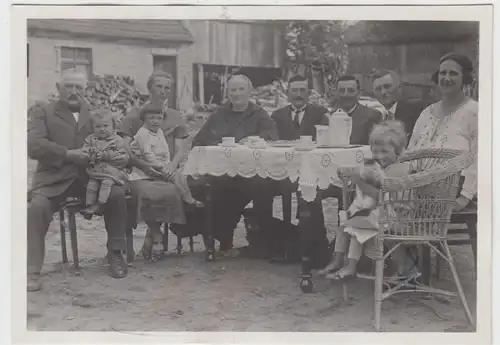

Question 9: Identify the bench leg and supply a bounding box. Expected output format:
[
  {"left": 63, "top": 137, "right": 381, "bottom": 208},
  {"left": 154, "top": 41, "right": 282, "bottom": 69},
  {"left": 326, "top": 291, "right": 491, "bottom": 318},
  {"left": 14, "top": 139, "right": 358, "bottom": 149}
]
[
  {"left": 67, "top": 208, "right": 80, "bottom": 269},
  {"left": 59, "top": 209, "right": 68, "bottom": 264},
  {"left": 189, "top": 236, "right": 194, "bottom": 252},
  {"left": 177, "top": 236, "right": 182, "bottom": 255},
  {"left": 205, "top": 179, "right": 215, "bottom": 261},
  {"left": 466, "top": 219, "right": 477, "bottom": 273},
  {"left": 126, "top": 224, "right": 134, "bottom": 263},
  {"left": 162, "top": 223, "right": 169, "bottom": 253},
  {"left": 420, "top": 245, "right": 431, "bottom": 285}
]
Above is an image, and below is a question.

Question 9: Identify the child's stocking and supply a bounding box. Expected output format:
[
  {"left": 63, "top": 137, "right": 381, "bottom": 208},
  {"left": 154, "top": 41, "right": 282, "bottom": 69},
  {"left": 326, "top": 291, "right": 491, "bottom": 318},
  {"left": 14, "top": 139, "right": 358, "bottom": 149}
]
[
  {"left": 86, "top": 179, "right": 100, "bottom": 206},
  {"left": 98, "top": 179, "right": 114, "bottom": 204}
]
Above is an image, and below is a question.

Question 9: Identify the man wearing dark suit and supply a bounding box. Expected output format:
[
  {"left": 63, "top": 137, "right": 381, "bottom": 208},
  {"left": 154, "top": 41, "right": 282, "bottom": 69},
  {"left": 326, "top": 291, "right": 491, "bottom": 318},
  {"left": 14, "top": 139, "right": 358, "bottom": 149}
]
[
  {"left": 267, "top": 75, "right": 330, "bottom": 262},
  {"left": 333, "top": 75, "right": 383, "bottom": 145},
  {"left": 372, "top": 69, "right": 428, "bottom": 139},
  {"left": 271, "top": 75, "right": 329, "bottom": 141},
  {"left": 27, "top": 70, "right": 129, "bottom": 291}
]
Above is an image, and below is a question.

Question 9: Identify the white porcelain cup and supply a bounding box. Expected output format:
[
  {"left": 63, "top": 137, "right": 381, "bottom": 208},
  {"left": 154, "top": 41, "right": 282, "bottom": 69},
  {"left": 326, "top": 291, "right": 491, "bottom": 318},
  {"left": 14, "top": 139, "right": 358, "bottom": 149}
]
[
  {"left": 300, "top": 135, "right": 313, "bottom": 144},
  {"left": 254, "top": 138, "right": 267, "bottom": 148},
  {"left": 222, "top": 137, "right": 235, "bottom": 145}
]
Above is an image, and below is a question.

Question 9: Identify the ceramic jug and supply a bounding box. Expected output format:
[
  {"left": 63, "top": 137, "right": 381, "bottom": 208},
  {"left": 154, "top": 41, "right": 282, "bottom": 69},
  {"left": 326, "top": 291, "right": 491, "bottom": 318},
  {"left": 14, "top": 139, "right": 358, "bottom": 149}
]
[{"left": 327, "top": 108, "right": 352, "bottom": 146}]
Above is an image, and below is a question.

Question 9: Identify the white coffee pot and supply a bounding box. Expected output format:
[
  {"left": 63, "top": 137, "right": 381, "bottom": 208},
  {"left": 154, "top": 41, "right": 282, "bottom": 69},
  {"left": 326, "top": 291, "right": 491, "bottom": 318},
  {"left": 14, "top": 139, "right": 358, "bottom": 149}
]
[{"left": 315, "top": 108, "right": 352, "bottom": 147}]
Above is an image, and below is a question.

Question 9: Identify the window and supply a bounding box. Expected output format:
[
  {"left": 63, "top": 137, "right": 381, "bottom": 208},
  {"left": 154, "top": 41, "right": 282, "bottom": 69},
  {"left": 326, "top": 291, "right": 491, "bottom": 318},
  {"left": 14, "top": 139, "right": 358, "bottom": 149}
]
[{"left": 60, "top": 47, "right": 93, "bottom": 78}]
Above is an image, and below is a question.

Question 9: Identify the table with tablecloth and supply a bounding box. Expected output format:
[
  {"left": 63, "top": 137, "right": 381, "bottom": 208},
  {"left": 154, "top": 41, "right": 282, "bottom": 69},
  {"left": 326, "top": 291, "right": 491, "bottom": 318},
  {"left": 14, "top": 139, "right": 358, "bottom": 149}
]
[{"left": 182, "top": 144, "right": 372, "bottom": 261}]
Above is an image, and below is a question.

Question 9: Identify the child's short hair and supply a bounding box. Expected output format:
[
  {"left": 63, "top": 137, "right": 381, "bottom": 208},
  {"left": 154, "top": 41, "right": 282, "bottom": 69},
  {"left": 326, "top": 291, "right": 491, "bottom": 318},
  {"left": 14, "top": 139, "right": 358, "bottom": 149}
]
[
  {"left": 90, "top": 109, "right": 118, "bottom": 129},
  {"left": 369, "top": 120, "right": 408, "bottom": 156},
  {"left": 139, "top": 103, "right": 164, "bottom": 122}
]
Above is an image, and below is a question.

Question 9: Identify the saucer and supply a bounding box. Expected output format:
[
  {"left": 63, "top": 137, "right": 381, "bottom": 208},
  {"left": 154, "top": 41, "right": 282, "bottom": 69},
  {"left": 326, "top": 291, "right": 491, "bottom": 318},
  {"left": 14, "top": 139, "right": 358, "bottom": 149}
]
[
  {"left": 294, "top": 145, "right": 316, "bottom": 151},
  {"left": 249, "top": 144, "right": 268, "bottom": 149},
  {"left": 218, "top": 143, "right": 238, "bottom": 147}
]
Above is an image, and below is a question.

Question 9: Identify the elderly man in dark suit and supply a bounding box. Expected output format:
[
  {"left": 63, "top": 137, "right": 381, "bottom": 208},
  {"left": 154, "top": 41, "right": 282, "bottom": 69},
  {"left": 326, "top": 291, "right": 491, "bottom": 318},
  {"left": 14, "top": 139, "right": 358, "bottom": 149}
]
[
  {"left": 372, "top": 69, "right": 428, "bottom": 138},
  {"left": 271, "top": 75, "right": 329, "bottom": 141},
  {"left": 27, "top": 70, "right": 129, "bottom": 291}
]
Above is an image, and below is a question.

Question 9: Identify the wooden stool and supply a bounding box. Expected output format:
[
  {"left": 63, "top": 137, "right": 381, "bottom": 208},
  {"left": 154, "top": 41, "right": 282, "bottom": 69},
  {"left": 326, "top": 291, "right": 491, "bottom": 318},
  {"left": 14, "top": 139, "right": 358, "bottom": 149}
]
[{"left": 59, "top": 193, "right": 135, "bottom": 268}]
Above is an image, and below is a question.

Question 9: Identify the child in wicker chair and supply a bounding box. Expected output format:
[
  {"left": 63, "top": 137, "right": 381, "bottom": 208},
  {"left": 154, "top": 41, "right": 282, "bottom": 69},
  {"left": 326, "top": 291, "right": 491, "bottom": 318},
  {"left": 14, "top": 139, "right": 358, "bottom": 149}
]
[{"left": 321, "top": 120, "right": 417, "bottom": 280}]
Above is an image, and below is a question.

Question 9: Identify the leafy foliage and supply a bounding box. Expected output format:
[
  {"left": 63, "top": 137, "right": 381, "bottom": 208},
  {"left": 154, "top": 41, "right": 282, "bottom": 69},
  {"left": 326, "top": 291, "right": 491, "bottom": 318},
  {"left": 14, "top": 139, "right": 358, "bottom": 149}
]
[{"left": 284, "top": 21, "right": 349, "bottom": 97}]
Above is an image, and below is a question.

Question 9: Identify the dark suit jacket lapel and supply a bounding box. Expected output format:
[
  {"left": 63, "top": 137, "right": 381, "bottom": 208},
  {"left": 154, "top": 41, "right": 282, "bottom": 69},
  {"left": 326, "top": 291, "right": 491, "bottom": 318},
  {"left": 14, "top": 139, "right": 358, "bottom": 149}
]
[
  {"left": 54, "top": 101, "right": 77, "bottom": 128},
  {"left": 77, "top": 102, "right": 91, "bottom": 133},
  {"left": 394, "top": 101, "right": 404, "bottom": 121}
]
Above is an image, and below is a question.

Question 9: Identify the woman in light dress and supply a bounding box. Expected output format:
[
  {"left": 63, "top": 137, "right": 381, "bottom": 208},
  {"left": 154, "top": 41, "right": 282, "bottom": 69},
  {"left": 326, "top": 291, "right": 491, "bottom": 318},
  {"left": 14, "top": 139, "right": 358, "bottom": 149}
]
[{"left": 408, "top": 53, "right": 478, "bottom": 211}]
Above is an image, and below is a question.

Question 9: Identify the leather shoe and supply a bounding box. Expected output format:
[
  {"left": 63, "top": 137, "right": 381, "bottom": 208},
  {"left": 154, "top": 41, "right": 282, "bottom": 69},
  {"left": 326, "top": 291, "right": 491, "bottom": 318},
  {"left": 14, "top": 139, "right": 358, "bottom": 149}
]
[{"left": 108, "top": 251, "right": 127, "bottom": 278}]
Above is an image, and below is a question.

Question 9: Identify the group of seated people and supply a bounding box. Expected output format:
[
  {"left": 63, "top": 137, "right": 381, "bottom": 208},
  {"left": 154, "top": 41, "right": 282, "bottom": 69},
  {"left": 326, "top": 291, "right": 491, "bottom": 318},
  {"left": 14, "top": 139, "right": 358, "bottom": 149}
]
[{"left": 27, "top": 52, "right": 477, "bottom": 293}]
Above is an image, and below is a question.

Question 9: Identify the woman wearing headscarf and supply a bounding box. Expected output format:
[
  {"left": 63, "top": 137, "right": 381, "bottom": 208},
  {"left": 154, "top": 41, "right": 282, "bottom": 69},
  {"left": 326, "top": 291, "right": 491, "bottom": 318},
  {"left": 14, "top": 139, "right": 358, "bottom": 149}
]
[
  {"left": 408, "top": 53, "right": 478, "bottom": 210},
  {"left": 119, "top": 71, "right": 192, "bottom": 261}
]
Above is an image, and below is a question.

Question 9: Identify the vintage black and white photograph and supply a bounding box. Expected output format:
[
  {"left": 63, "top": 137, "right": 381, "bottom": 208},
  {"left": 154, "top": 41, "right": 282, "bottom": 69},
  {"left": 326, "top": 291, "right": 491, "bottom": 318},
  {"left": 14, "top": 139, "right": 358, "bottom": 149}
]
[{"left": 11, "top": 3, "right": 493, "bottom": 343}]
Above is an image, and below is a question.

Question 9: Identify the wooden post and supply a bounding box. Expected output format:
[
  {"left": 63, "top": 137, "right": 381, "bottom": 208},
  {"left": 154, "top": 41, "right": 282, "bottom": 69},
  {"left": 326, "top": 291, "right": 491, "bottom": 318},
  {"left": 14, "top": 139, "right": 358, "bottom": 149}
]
[{"left": 198, "top": 64, "right": 205, "bottom": 105}]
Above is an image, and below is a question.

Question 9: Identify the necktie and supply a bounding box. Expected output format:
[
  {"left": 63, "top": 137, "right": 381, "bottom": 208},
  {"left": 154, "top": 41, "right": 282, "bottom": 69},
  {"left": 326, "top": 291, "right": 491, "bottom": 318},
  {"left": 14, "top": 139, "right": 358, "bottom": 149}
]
[{"left": 293, "top": 109, "right": 301, "bottom": 130}]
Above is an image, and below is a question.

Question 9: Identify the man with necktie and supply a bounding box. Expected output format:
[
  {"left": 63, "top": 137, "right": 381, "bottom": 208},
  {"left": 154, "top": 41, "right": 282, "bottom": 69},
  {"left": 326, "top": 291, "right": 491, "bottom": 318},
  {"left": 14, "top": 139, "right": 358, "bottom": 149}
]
[
  {"left": 271, "top": 75, "right": 329, "bottom": 141},
  {"left": 372, "top": 70, "right": 428, "bottom": 139}
]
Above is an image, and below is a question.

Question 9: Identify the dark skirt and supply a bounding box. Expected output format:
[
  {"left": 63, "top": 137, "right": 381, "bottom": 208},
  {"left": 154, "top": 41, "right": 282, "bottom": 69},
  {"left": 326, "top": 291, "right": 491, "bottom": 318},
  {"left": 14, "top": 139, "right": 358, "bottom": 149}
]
[{"left": 129, "top": 179, "right": 186, "bottom": 225}]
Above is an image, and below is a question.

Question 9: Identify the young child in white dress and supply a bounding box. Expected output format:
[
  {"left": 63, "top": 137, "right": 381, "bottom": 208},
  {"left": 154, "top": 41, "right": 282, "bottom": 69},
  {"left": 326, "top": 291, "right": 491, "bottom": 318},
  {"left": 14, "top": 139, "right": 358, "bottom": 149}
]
[
  {"left": 129, "top": 104, "right": 203, "bottom": 208},
  {"left": 321, "top": 120, "right": 416, "bottom": 280}
]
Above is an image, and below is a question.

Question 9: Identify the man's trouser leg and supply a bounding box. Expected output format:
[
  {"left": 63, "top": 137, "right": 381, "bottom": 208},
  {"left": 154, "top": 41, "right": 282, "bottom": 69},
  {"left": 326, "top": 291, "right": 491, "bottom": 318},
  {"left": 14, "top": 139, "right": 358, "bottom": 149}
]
[
  {"left": 27, "top": 194, "right": 57, "bottom": 275},
  {"left": 27, "top": 182, "right": 84, "bottom": 275},
  {"left": 103, "top": 185, "right": 127, "bottom": 252},
  {"left": 211, "top": 176, "right": 251, "bottom": 251}
]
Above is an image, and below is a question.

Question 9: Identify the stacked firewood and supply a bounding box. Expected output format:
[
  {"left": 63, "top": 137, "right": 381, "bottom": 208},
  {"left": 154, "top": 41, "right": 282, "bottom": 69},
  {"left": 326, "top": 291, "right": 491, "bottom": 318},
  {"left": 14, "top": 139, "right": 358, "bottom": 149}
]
[
  {"left": 85, "top": 74, "right": 148, "bottom": 120},
  {"left": 28, "top": 74, "right": 148, "bottom": 123}
]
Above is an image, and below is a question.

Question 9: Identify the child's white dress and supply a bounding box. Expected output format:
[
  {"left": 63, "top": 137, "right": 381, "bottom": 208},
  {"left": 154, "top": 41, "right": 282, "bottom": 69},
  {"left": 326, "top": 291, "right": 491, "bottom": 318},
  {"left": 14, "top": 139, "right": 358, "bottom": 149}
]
[{"left": 342, "top": 162, "right": 412, "bottom": 245}]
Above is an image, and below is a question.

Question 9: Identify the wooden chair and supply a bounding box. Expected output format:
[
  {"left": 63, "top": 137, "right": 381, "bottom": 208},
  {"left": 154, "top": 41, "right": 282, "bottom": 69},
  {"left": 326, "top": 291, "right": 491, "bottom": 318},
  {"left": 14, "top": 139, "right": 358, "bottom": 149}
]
[
  {"left": 60, "top": 192, "right": 135, "bottom": 267},
  {"left": 338, "top": 148, "right": 475, "bottom": 331},
  {"left": 28, "top": 190, "right": 135, "bottom": 269}
]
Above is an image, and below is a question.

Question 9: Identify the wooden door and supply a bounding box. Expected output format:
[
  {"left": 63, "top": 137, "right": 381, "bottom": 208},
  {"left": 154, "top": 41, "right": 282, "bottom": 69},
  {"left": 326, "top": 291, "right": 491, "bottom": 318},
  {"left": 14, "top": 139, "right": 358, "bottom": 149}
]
[{"left": 153, "top": 55, "right": 178, "bottom": 109}]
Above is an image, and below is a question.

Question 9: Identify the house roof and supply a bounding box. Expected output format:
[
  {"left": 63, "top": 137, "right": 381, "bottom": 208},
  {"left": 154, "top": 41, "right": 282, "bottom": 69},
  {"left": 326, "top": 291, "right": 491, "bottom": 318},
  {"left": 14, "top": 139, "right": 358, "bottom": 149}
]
[
  {"left": 344, "top": 21, "right": 479, "bottom": 45},
  {"left": 27, "top": 19, "right": 194, "bottom": 44}
]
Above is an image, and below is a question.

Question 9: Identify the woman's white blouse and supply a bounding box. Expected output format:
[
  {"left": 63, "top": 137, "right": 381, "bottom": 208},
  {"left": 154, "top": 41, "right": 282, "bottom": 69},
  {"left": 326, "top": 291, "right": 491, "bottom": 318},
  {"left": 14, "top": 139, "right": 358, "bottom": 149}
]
[{"left": 408, "top": 98, "right": 478, "bottom": 200}]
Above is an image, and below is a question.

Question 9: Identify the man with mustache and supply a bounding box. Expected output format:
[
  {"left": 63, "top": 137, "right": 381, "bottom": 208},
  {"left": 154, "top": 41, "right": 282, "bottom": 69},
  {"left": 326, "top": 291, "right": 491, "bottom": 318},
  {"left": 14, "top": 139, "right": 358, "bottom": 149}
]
[
  {"left": 191, "top": 74, "right": 278, "bottom": 257},
  {"left": 271, "top": 75, "right": 329, "bottom": 141},
  {"left": 334, "top": 75, "right": 382, "bottom": 145},
  {"left": 267, "top": 75, "right": 330, "bottom": 261},
  {"left": 372, "top": 70, "right": 428, "bottom": 139},
  {"left": 27, "top": 69, "right": 130, "bottom": 291}
]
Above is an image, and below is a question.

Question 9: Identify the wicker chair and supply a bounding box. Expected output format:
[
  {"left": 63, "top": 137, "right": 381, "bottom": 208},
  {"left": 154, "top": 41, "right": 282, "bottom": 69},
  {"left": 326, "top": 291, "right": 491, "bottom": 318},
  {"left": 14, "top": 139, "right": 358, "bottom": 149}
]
[{"left": 338, "top": 148, "right": 475, "bottom": 331}]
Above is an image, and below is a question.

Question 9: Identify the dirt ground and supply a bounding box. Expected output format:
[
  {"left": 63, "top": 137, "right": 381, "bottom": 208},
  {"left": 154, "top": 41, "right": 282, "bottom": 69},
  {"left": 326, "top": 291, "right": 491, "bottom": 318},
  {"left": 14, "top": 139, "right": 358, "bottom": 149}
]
[{"left": 26, "top": 158, "right": 477, "bottom": 332}]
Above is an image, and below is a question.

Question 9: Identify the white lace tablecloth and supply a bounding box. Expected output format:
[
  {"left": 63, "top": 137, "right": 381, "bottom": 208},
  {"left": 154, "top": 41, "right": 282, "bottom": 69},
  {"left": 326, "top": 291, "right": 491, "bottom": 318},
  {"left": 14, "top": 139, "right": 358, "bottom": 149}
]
[
  {"left": 183, "top": 144, "right": 372, "bottom": 202},
  {"left": 183, "top": 145, "right": 307, "bottom": 182},
  {"left": 297, "top": 146, "right": 372, "bottom": 202}
]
